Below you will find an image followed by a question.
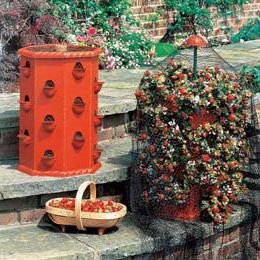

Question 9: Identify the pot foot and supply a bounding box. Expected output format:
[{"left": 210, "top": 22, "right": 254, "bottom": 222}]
[
  {"left": 98, "top": 228, "right": 106, "bottom": 236},
  {"left": 60, "top": 225, "right": 66, "bottom": 233}
]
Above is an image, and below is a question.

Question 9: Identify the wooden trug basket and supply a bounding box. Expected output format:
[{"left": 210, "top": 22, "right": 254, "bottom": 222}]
[{"left": 46, "top": 181, "right": 127, "bottom": 235}]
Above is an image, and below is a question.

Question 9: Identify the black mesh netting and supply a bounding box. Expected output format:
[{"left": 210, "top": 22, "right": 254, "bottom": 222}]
[{"left": 129, "top": 45, "right": 260, "bottom": 258}]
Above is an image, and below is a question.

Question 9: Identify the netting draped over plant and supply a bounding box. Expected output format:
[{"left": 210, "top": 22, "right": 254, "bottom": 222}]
[{"left": 133, "top": 60, "right": 255, "bottom": 225}]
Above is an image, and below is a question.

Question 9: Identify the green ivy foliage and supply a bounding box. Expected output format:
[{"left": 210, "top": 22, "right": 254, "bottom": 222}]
[
  {"left": 48, "top": 0, "right": 136, "bottom": 34},
  {"left": 232, "top": 18, "right": 260, "bottom": 43},
  {"left": 164, "top": 0, "right": 249, "bottom": 36}
]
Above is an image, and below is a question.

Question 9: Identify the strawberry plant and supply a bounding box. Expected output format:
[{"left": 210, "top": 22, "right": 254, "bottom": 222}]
[{"left": 136, "top": 61, "right": 252, "bottom": 224}]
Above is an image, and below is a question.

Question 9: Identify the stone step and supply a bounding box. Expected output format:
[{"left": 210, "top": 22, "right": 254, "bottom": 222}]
[
  {"left": 0, "top": 137, "right": 133, "bottom": 226},
  {"left": 0, "top": 204, "right": 256, "bottom": 260},
  {"left": 244, "top": 177, "right": 260, "bottom": 191}
]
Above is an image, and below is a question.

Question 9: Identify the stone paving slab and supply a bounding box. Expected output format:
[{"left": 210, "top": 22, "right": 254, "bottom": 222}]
[
  {"left": 0, "top": 224, "right": 95, "bottom": 260},
  {"left": 0, "top": 137, "right": 132, "bottom": 200},
  {"left": 0, "top": 205, "right": 253, "bottom": 260},
  {"left": 161, "top": 39, "right": 260, "bottom": 70}
]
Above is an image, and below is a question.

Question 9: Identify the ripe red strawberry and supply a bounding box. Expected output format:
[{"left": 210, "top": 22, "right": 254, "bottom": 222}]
[
  {"left": 202, "top": 154, "right": 211, "bottom": 162},
  {"left": 213, "top": 190, "right": 221, "bottom": 197},
  {"left": 215, "top": 217, "right": 222, "bottom": 224},
  {"left": 178, "top": 73, "right": 186, "bottom": 79},
  {"left": 169, "top": 61, "right": 176, "bottom": 66},
  {"left": 212, "top": 206, "right": 219, "bottom": 213},
  {"left": 142, "top": 96, "right": 148, "bottom": 102},
  {"left": 143, "top": 169, "right": 148, "bottom": 175},
  {"left": 228, "top": 193, "right": 236, "bottom": 200},
  {"left": 157, "top": 85, "right": 166, "bottom": 91},
  {"left": 214, "top": 66, "right": 220, "bottom": 72},
  {"left": 135, "top": 90, "right": 143, "bottom": 97},
  {"left": 162, "top": 175, "right": 169, "bottom": 183},
  {"left": 179, "top": 88, "right": 187, "bottom": 95},
  {"left": 181, "top": 112, "right": 188, "bottom": 118},
  {"left": 233, "top": 83, "right": 238, "bottom": 89},
  {"left": 168, "top": 163, "right": 174, "bottom": 170},
  {"left": 229, "top": 161, "right": 236, "bottom": 169},
  {"left": 229, "top": 113, "right": 236, "bottom": 121},
  {"left": 164, "top": 141, "right": 169, "bottom": 147},
  {"left": 165, "top": 187, "right": 173, "bottom": 193},
  {"left": 222, "top": 195, "right": 228, "bottom": 203},
  {"left": 228, "top": 94, "right": 234, "bottom": 101},
  {"left": 158, "top": 194, "right": 165, "bottom": 201},
  {"left": 209, "top": 98, "right": 215, "bottom": 104},
  {"left": 205, "top": 74, "right": 211, "bottom": 80},
  {"left": 144, "top": 70, "right": 151, "bottom": 76},
  {"left": 149, "top": 145, "right": 156, "bottom": 153}
]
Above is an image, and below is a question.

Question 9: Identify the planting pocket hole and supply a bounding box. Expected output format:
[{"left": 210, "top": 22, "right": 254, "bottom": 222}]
[
  {"left": 45, "top": 80, "right": 55, "bottom": 89},
  {"left": 74, "top": 131, "right": 84, "bottom": 140},
  {"left": 44, "top": 115, "right": 55, "bottom": 122},
  {"left": 24, "top": 95, "right": 30, "bottom": 102},
  {"left": 24, "top": 130, "right": 29, "bottom": 136},
  {"left": 44, "top": 150, "right": 54, "bottom": 158},
  {"left": 25, "top": 61, "right": 30, "bottom": 68},
  {"left": 74, "top": 62, "right": 84, "bottom": 70},
  {"left": 74, "top": 97, "right": 84, "bottom": 105}
]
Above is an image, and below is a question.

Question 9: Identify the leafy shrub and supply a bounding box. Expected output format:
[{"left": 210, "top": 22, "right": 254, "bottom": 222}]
[
  {"left": 232, "top": 18, "right": 260, "bottom": 43},
  {"left": 162, "top": 0, "right": 249, "bottom": 41},
  {"left": 239, "top": 65, "right": 260, "bottom": 94},
  {"left": 50, "top": 0, "right": 153, "bottom": 69},
  {"left": 0, "top": 0, "right": 67, "bottom": 86}
]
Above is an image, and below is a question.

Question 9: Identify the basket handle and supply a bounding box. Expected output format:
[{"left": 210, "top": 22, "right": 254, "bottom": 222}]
[{"left": 75, "top": 181, "right": 96, "bottom": 231}]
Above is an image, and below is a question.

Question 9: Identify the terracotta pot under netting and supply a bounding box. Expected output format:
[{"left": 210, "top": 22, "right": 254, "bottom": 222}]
[
  {"left": 153, "top": 109, "right": 217, "bottom": 221},
  {"left": 154, "top": 186, "right": 201, "bottom": 221}
]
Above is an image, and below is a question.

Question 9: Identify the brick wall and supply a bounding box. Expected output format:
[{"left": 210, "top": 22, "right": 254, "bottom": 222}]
[
  {"left": 130, "top": 0, "right": 260, "bottom": 39},
  {"left": 132, "top": 221, "right": 260, "bottom": 259}
]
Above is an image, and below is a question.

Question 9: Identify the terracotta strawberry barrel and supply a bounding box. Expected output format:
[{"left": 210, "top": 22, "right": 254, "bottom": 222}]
[
  {"left": 155, "top": 186, "right": 201, "bottom": 221},
  {"left": 17, "top": 44, "right": 104, "bottom": 176}
]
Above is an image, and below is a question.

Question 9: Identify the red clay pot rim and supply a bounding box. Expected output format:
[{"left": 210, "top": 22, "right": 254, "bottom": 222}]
[{"left": 18, "top": 44, "right": 102, "bottom": 59}]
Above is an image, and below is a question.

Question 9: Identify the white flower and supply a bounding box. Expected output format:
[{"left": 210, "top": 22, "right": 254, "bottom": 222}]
[{"left": 194, "top": 95, "right": 200, "bottom": 103}]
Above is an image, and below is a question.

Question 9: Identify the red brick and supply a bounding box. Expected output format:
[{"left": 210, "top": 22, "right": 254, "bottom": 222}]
[
  {"left": 229, "top": 226, "right": 240, "bottom": 241},
  {"left": 197, "top": 250, "right": 216, "bottom": 260},
  {"left": 239, "top": 225, "right": 250, "bottom": 235},
  {"left": 0, "top": 212, "right": 18, "bottom": 225},
  {"left": 20, "top": 209, "right": 46, "bottom": 223},
  {"left": 218, "top": 239, "right": 241, "bottom": 258},
  {"left": 216, "top": 230, "right": 229, "bottom": 244}
]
